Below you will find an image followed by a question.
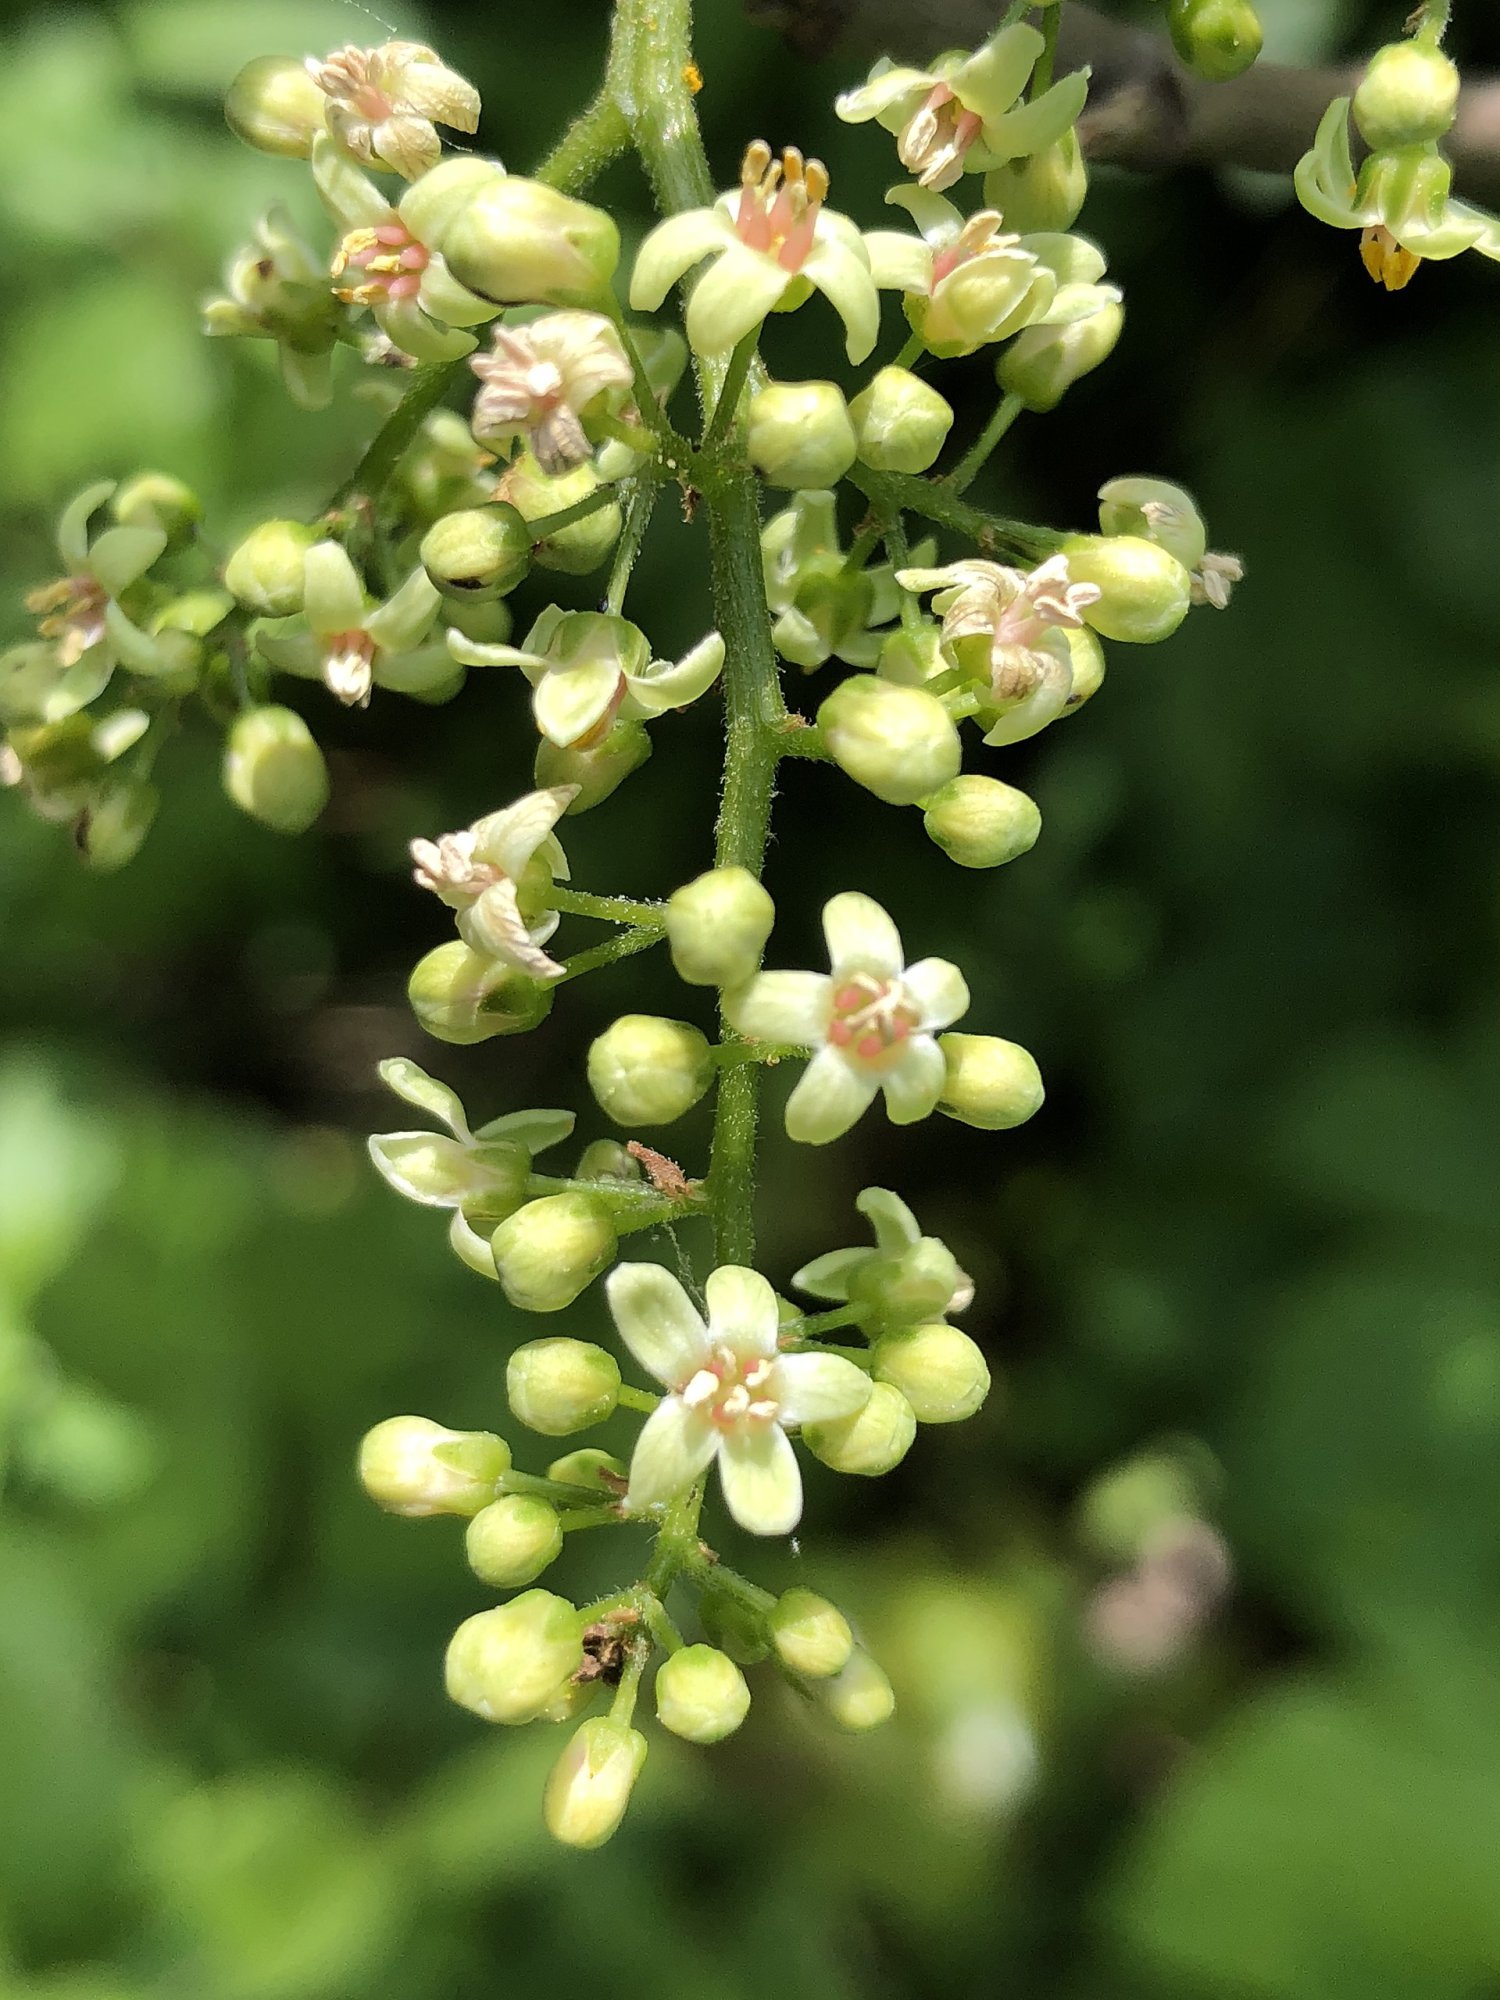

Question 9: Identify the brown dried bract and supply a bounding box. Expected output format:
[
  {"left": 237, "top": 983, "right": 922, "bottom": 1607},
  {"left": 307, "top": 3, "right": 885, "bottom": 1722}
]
[{"left": 626, "top": 1142, "right": 693, "bottom": 1199}]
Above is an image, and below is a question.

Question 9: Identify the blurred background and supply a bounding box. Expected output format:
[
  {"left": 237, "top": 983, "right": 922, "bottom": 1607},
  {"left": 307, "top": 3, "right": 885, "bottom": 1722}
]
[{"left": 4, "top": 0, "right": 1500, "bottom": 1993}]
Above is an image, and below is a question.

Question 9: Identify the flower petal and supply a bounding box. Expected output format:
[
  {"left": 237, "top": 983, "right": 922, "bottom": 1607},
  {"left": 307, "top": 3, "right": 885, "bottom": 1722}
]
[
  {"left": 880, "top": 1036, "right": 947, "bottom": 1125},
  {"left": 367, "top": 1131, "right": 473, "bottom": 1206},
  {"left": 685, "top": 242, "right": 792, "bottom": 356},
  {"left": 785, "top": 1046, "right": 880, "bottom": 1146},
  {"left": 373, "top": 297, "right": 477, "bottom": 364},
  {"left": 856, "top": 1185, "right": 921, "bottom": 1249},
  {"left": 366, "top": 567, "right": 442, "bottom": 652},
  {"left": 373, "top": 641, "right": 463, "bottom": 701},
  {"left": 532, "top": 655, "right": 625, "bottom": 748},
  {"left": 472, "top": 1108, "right": 575, "bottom": 1153},
  {"left": 626, "top": 1396, "right": 720, "bottom": 1516},
  {"left": 302, "top": 542, "right": 368, "bottom": 639},
  {"left": 885, "top": 184, "right": 967, "bottom": 247},
  {"left": 717, "top": 1422, "right": 802, "bottom": 1536},
  {"left": 791, "top": 1247, "right": 870, "bottom": 1302},
  {"left": 724, "top": 971, "right": 831, "bottom": 1046},
  {"left": 901, "top": 956, "right": 970, "bottom": 1031},
  {"left": 863, "top": 229, "right": 935, "bottom": 295},
  {"left": 311, "top": 133, "right": 391, "bottom": 229},
  {"left": 459, "top": 879, "right": 563, "bottom": 977},
  {"left": 622, "top": 631, "right": 725, "bottom": 718},
  {"left": 976, "top": 70, "right": 1090, "bottom": 165},
  {"left": 801, "top": 235, "right": 880, "bottom": 363},
  {"left": 377, "top": 1055, "right": 472, "bottom": 1139},
  {"left": 447, "top": 631, "right": 545, "bottom": 669},
  {"left": 417, "top": 255, "right": 501, "bottom": 328},
  {"left": 629, "top": 207, "right": 737, "bottom": 310},
  {"left": 835, "top": 64, "right": 933, "bottom": 127},
  {"left": 470, "top": 786, "right": 575, "bottom": 877},
  {"left": 823, "top": 891, "right": 904, "bottom": 979},
  {"left": 953, "top": 22, "right": 1042, "bottom": 125},
  {"left": 449, "top": 1207, "right": 499, "bottom": 1281},
  {"left": 605, "top": 1261, "right": 713, "bottom": 1388},
  {"left": 57, "top": 481, "right": 114, "bottom": 571},
  {"left": 704, "top": 1265, "right": 780, "bottom": 1363},
  {"left": 769, "top": 1351, "right": 873, "bottom": 1426},
  {"left": 88, "top": 523, "right": 167, "bottom": 599}
]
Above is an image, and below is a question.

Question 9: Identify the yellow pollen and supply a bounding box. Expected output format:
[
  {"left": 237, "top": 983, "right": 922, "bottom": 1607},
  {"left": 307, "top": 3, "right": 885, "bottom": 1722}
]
[
  {"left": 682, "top": 60, "right": 703, "bottom": 93},
  {"left": 1360, "top": 224, "right": 1421, "bottom": 291}
]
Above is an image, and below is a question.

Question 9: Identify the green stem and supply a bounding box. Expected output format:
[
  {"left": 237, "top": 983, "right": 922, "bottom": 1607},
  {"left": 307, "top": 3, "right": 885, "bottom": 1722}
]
[
  {"left": 525, "top": 487, "right": 622, "bottom": 542},
  {"left": 328, "top": 364, "right": 456, "bottom": 510},
  {"left": 551, "top": 885, "right": 665, "bottom": 928},
  {"left": 944, "top": 392, "right": 1026, "bottom": 497},
  {"left": 850, "top": 466, "right": 1061, "bottom": 563},
  {"left": 605, "top": 474, "right": 661, "bottom": 615},
  {"left": 559, "top": 1504, "right": 624, "bottom": 1531},
  {"left": 1409, "top": 1, "right": 1452, "bottom": 43},
  {"left": 609, "top": 1631, "right": 651, "bottom": 1725},
  {"left": 525, "top": 1173, "right": 708, "bottom": 1222},
  {"left": 710, "top": 1039, "right": 803, "bottom": 1069},
  {"left": 617, "top": 1384, "right": 661, "bottom": 1414},
  {"left": 555, "top": 925, "right": 666, "bottom": 983},
  {"left": 1032, "top": 0, "right": 1061, "bottom": 94},
  {"left": 679, "top": 1544, "right": 777, "bottom": 1618},
  {"left": 702, "top": 332, "right": 758, "bottom": 451},
  {"left": 779, "top": 1303, "right": 869, "bottom": 1341},
  {"left": 892, "top": 332, "right": 926, "bottom": 371},
  {"left": 639, "top": 1589, "right": 685, "bottom": 1653},
  {"left": 497, "top": 1467, "right": 622, "bottom": 1508},
  {"left": 533, "top": 89, "right": 630, "bottom": 194},
  {"left": 879, "top": 509, "right": 924, "bottom": 635}
]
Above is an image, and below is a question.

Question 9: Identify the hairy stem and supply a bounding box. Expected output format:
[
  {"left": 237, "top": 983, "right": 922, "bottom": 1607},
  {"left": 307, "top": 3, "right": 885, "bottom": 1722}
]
[{"left": 945, "top": 390, "right": 1025, "bottom": 496}]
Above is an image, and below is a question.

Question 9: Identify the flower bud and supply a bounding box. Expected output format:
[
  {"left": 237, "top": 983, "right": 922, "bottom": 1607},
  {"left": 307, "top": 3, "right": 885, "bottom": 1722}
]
[
  {"left": 1076, "top": 1450, "right": 1204, "bottom": 1565},
  {"left": 408, "top": 941, "right": 555, "bottom": 1044},
  {"left": 817, "top": 675, "right": 962, "bottom": 808},
  {"left": 746, "top": 382, "right": 857, "bottom": 490},
  {"left": 655, "top": 1644, "right": 751, "bottom": 1743},
  {"left": 465, "top": 1494, "right": 564, "bottom": 1587},
  {"left": 877, "top": 620, "right": 947, "bottom": 688},
  {"left": 79, "top": 784, "right": 157, "bottom": 871},
  {"left": 847, "top": 366, "right": 954, "bottom": 475},
  {"left": 224, "top": 520, "right": 319, "bottom": 617},
  {"left": 587, "top": 1015, "right": 714, "bottom": 1128},
  {"left": 507, "top": 1338, "right": 621, "bottom": 1436},
  {"left": 804, "top": 1380, "right": 916, "bottom": 1477},
  {"left": 534, "top": 721, "right": 651, "bottom": 813},
  {"left": 544, "top": 1719, "right": 647, "bottom": 1849},
  {"left": 358, "top": 1415, "right": 510, "bottom": 1518},
  {"left": 420, "top": 505, "right": 531, "bottom": 601},
  {"left": 436, "top": 178, "right": 621, "bottom": 305},
  {"left": 223, "top": 706, "right": 329, "bottom": 835},
  {"left": 874, "top": 1323, "right": 992, "bottom": 1423},
  {"left": 769, "top": 1589, "right": 853, "bottom": 1679},
  {"left": 445, "top": 1590, "right": 584, "bottom": 1724},
  {"left": 923, "top": 775, "right": 1040, "bottom": 871},
  {"left": 547, "top": 1447, "right": 626, "bottom": 1491},
  {"left": 224, "top": 53, "right": 326, "bottom": 157},
  {"left": 819, "top": 1649, "right": 896, "bottom": 1731},
  {"left": 575, "top": 1140, "right": 643, "bottom": 1184},
  {"left": 498, "top": 456, "right": 621, "bottom": 576},
  {"left": 1060, "top": 535, "right": 1192, "bottom": 645},
  {"left": 937, "top": 1033, "right": 1045, "bottom": 1130},
  {"left": 1353, "top": 38, "right": 1460, "bottom": 151},
  {"left": 665, "top": 866, "right": 776, "bottom": 988},
  {"left": 1167, "top": 0, "right": 1263, "bottom": 82},
  {"left": 490, "top": 1194, "right": 617, "bottom": 1313},
  {"left": 111, "top": 472, "right": 199, "bottom": 548},
  {"left": 698, "top": 1590, "right": 771, "bottom": 1665},
  {"left": 998, "top": 298, "right": 1124, "bottom": 413},
  {"left": 984, "top": 130, "right": 1088, "bottom": 234},
  {"left": 1097, "top": 477, "right": 1207, "bottom": 573}
]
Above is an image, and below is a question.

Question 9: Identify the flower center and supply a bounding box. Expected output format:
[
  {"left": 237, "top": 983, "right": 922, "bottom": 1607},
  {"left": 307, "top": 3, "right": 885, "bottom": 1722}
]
[
  {"left": 930, "top": 211, "right": 1021, "bottom": 290},
  {"left": 310, "top": 48, "right": 393, "bottom": 122},
  {"left": 332, "top": 222, "right": 431, "bottom": 305},
  {"left": 681, "top": 1346, "right": 780, "bottom": 1429},
  {"left": 324, "top": 628, "right": 378, "bottom": 707},
  {"left": 828, "top": 973, "right": 920, "bottom": 1064},
  {"left": 410, "top": 828, "right": 511, "bottom": 901},
  {"left": 898, "top": 83, "right": 984, "bottom": 192},
  {"left": 735, "top": 140, "right": 828, "bottom": 274},
  {"left": 25, "top": 575, "right": 109, "bottom": 667},
  {"left": 1360, "top": 223, "right": 1421, "bottom": 291}
]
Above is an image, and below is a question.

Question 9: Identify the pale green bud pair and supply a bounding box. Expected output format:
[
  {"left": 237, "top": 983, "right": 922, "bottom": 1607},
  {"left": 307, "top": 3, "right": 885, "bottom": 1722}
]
[
  {"left": 747, "top": 372, "right": 955, "bottom": 486},
  {"left": 874, "top": 1322, "right": 992, "bottom": 1424},
  {"left": 665, "top": 867, "right": 776, "bottom": 989},
  {"left": 497, "top": 456, "right": 621, "bottom": 576},
  {"left": 408, "top": 941, "right": 556, "bottom": 1045},
  {"left": 491, "top": 1194, "right": 617, "bottom": 1312},
  {"left": 818, "top": 675, "right": 962, "bottom": 809},
  {"left": 358, "top": 1415, "right": 510, "bottom": 1518},
  {"left": 923, "top": 775, "right": 1041, "bottom": 871},
  {"left": 446, "top": 1589, "right": 583, "bottom": 1723}
]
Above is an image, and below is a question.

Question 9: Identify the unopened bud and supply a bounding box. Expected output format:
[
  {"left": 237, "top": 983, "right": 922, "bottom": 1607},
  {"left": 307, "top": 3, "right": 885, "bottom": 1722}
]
[
  {"left": 818, "top": 674, "right": 961, "bottom": 808},
  {"left": 998, "top": 298, "right": 1124, "bottom": 412},
  {"left": 937, "top": 1032, "right": 1045, "bottom": 1130},
  {"left": 544, "top": 1718, "right": 647, "bottom": 1849},
  {"left": 575, "top": 1140, "right": 643, "bottom": 1184},
  {"left": 225, "top": 520, "right": 319, "bottom": 616},
  {"left": 874, "top": 1322, "right": 992, "bottom": 1423},
  {"left": 819, "top": 1649, "right": 896, "bottom": 1731},
  {"left": 1097, "top": 477, "right": 1207, "bottom": 573},
  {"left": 445, "top": 1590, "right": 584, "bottom": 1724},
  {"left": 224, "top": 53, "right": 326, "bottom": 157},
  {"left": 1061, "top": 625, "right": 1106, "bottom": 713},
  {"left": 655, "top": 1644, "right": 751, "bottom": 1743},
  {"left": 498, "top": 456, "right": 621, "bottom": 576},
  {"left": 746, "top": 382, "right": 857, "bottom": 490},
  {"left": 408, "top": 941, "right": 555, "bottom": 1044},
  {"left": 1168, "top": 0, "right": 1263, "bottom": 81},
  {"left": 547, "top": 1447, "right": 626, "bottom": 1491},
  {"left": 1353, "top": 37, "right": 1460, "bottom": 151},
  {"left": 804, "top": 1380, "right": 916, "bottom": 1476},
  {"left": 490, "top": 1193, "right": 616, "bottom": 1313},
  {"left": 465, "top": 1494, "right": 564, "bottom": 1586},
  {"left": 358, "top": 1415, "right": 509, "bottom": 1517},
  {"left": 1060, "top": 535, "right": 1192, "bottom": 644},
  {"left": 223, "top": 706, "right": 329, "bottom": 835},
  {"left": 923, "top": 775, "right": 1040, "bottom": 870},
  {"left": 770, "top": 1589, "right": 853, "bottom": 1679},
  {"left": 847, "top": 366, "right": 954, "bottom": 475},
  {"left": 665, "top": 866, "right": 776, "bottom": 988},
  {"left": 984, "top": 130, "right": 1088, "bottom": 234},
  {"left": 112, "top": 472, "right": 199, "bottom": 548},
  {"left": 535, "top": 721, "right": 651, "bottom": 813},
  {"left": 420, "top": 505, "right": 530, "bottom": 600},
  {"left": 79, "top": 784, "right": 157, "bottom": 871},
  {"left": 507, "top": 1338, "right": 621, "bottom": 1435},
  {"left": 588, "top": 1015, "right": 714, "bottom": 1127},
  {"left": 436, "top": 178, "right": 621, "bottom": 306}
]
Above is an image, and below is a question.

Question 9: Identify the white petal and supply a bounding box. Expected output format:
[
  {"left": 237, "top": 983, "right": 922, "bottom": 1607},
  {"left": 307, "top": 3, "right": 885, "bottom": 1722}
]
[
  {"left": 801, "top": 234, "right": 880, "bottom": 363},
  {"left": 704, "top": 1265, "right": 780, "bottom": 1364},
  {"left": 953, "top": 22, "right": 1042, "bottom": 124},
  {"left": 791, "top": 1247, "right": 870, "bottom": 1302},
  {"left": 880, "top": 1036, "right": 947, "bottom": 1125},
  {"left": 622, "top": 632, "right": 724, "bottom": 718},
  {"left": 472, "top": 1108, "right": 574, "bottom": 1152},
  {"left": 57, "top": 481, "right": 114, "bottom": 571},
  {"left": 366, "top": 566, "right": 442, "bottom": 653},
  {"left": 785, "top": 1046, "right": 880, "bottom": 1146},
  {"left": 769, "top": 1351, "right": 873, "bottom": 1426},
  {"left": 417, "top": 255, "right": 500, "bottom": 328},
  {"left": 717, "top": 1423, "right": 802, "bottom": 1536},
  {"left": 532, "top": 655, "right": 623, "bottom": 748},
  {"left": 376, "top": 1056, "right": 470, "bottom": 1139},
  {"left": 626, "top": 1396, "right": 720, "bottom": 1515},
  {"left": 449, "top": 1208, "right": 499, "bottom": 1281},
  {"left": 446, "top": 633, "right": 544, "bottom": 670},
  {"left": 834, "top": 66, "right": 932, "bottom": 126},
  {"left": 605, "top": 1262, "right": 713, "bottom": 1388},
  {"left": 367, "top": 1132, "right": 472, "bottom": 1206},
  {"left": 901, "top": 956, "right": 970, "bottom": 1031},
  {"left": 629, "top": 207, "right": 738, "bottom": 310},
  {"left": 863, "top": 230, "right": 934, "bottom": 295},
  {"left": 470, "top": 786, "right": 575, "bottom": 877},
  {"left": 460, "top": 879, "right": 563, "bottom": 977},
  {"left": 684, "top": 243, "right": 791, "bottom": 356},
  {"left": 88, "top": 524, "right": 166, "bottom": 599},
  {"left": 724, "top": 971, "right": 831, "bottom": 1046},
  {"left": 885, "top": 184, "right": 966, "bottom": 248},
  {"left": 823, "top": 891, "right": 904, "bottom": 979},
  {"left": 373, "top": 297, "right": 476, "bottom": 364},
  {"left": 311, "top": 133, "right": 390, "bottom": 229},
  {"left": 856, "top": 1185, "right": 921, "bottom": 1248},
  {"left": 302, "top": 542, "right": 367, "bottom": 639},
  {"left": 976, "top": 70, "right": 1090, "bottom": 164}
]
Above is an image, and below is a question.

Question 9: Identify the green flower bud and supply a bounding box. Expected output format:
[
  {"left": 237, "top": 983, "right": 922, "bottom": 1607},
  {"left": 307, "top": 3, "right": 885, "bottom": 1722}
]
[
  {"left": 655, "top": 1644, "right": 751, "bottom": 1743},
  {"left": 79, "top": 783, "right": 157, "bottom": 872},
  {"left": 445, "top": 1590, "right": 584, "bottom": 1724},
  {"left": 1060, "top": 625, "right": 1106, "bottom": 716},
  {"left": 547, "top": 1447, "right": 627, "bottom": 1491},
  {"left": 1353, "top": 38, "right": 1460, "bottom": 151},
  {"left": 1168, "top": 0, "right": 1263, "bottom": 81},
  {"left": 490, "top": 1194, "right": 616, "bottom": 1313},
  {"left": 665, "top": 866, "right": 776, "bottom": 988},
  {"left": 850, "top": 1235, "right": 965, "bottom": 1329},
  {"left": 465, "top": 1494, "right": 564, "bottom": 1587},
  {"left": 923, "top": 775, "right": 1041, "bottom": 871},
  {"left": 498, "top": 456, "right": 621, "bottom": 576},
  {"left": 1076, "top": 1449, "right": 1204, "bottom": 1565},
  {"left": 358, "top": 1415, "right": 510, "bottom": 1518},
  {"left": 223, "top": 706, "right": 329, "bottom": 835},
  {"left": 820, "top": 1649, "right": 896, "bottom": 1731},
  {"left": 437, "top": 178, "right": 621, "bottom": 306},
  {"left": 804, "top": 1380, "right": 916, "bottom": 1476},
  {"left": 1097, "top": 477, "right": 1207, "bottom": 573},
  {"left": 848, "top": 366, "right": 955, "bottom": 475},
  {"left": 1060, "top": 535, "right": 1192, "bottom": 645},
  {"left": 507, "top": 1337, "right": 621, "bottom": 1436},
  {"left": 587, "top": 1015, "right": 714, "bottom": 1127},
  {"left": 446, "top": 595, "right": 514, "bottom": 647},
  {"left": 224, "top": 520, "right": 319, "bottom": 617},
  {"left": 408, "top": 941, "right": 555, "bottom": 1045},
  {"left": 544, "top": 1719, "right": 647, "bottom": 1849},
  {"left": 770, "top": 1588, "right": 853, "bottom": 1679},
  {"left": 224, "top": 53, "right": 326, "bottom": 157},
  {"left": 111, "top": 472, "right": 199, "bottom": 548},
  {"left": 746, "top": 382, "right": 858, "bottom": 490},
  {"left": 937, "top": 1032, "right": 1045, "bottom": 1130},
  {"left": 817, "top": 674, "right": 962, "bottom": 808},
  {"left": 998, "top": 299, "right": 1124, "bottom": 413},
  {"left": 535, "top": 721, "right": 651, "bottom": 814},
  {"left": 874, "top": 1322, "right": 992, "bottom": 1423},
  {"left": 699, "top": 1590, "right": 771, "bottom": 1665},
  {"left": 984, "top": 130, "right": 1088, "bottom": 234},
  {"left": 575, "top": 1140, "right": 644, "bottom": 1184},
  {"left": 420, "top": 505, "right": 531, "bottom": 600},
  {"left": 878, "top": 620, "right": 947, "bottom": 688}
]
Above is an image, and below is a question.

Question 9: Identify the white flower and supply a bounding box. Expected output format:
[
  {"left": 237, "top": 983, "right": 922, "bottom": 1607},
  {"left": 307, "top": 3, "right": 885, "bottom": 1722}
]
[
  {"left": 606, "top": 1262, "right": 872, "bottom": 1536},
  {"left": 726, "top": 893, "right": 969, "bottom": 1145},
  {"left": 468, "top": 313, "right": 634, "bottom": 474},
  {"left": 254, "top": 543, "right": 448, "bottom": 708},
  {"left": 629, "top": 142, "right": 878, "bottom": 363},
  {"left": 19, "top": 482, "right": 170, "bottom": 717},
  {"left": 410, "top": 785, "right": 578, "bottom": 979},
  {"left": 307, "top": 40, "right": 480, "bottom": 181}
]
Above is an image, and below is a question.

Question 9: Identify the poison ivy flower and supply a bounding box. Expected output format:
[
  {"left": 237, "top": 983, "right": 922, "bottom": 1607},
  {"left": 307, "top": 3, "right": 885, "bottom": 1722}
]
[
  {"left": 448, "top": 607, "right": 724, "bottom": 749},
  {"left": 835, "top": 23, "right": 1089, "bottom": 192},
  {"left": 761, "top": 490, "right": 930, "bottom": 671},
  {"left": 606, "top": 1262, "right": 872, "bottom": 1536},
  {"left": 203, "top": 207, "right": 347, "bottom": 409},
  {"left": 254, "top": 544, "right": 449, "bottom": 707},
  {"left": 794, "top": 1187, "right": 974, "bottom": 1332},
  {"left": 307, "top": 39, "right": 480, "bottom": 181},
  {"left": 629, "top": 141, "right": 878, "bottom": 363},
  {"left": 468, "top": 313, "right": 634, "bottom": 473},
  {"left": 726, "top": 892, "right": 970, "bottom": 1145},
  {"left": 409, "top": 784, "right": 578, "bottom": 980}
]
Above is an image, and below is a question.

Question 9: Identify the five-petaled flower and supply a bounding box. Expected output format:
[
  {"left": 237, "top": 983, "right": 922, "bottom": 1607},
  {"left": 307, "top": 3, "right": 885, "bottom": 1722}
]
[
  {"left": 726, "top": 892, "right": 970, "bottom": 1145},
  {"left": 468, "top": 313, "right": 635, "bottom": 473},
  {"left": 255, "top": 543, "right": 449, "bottom": 708},
  {"left": 793, "top": 1186, "right": 974, "bottom": 1330},
  {"left": 606, "top": 1261, "right": 872, "bottom": 1535},
  {"left": 18, "top": 482, "right": 172, "bottom": 719},
  {"left": 307, "top": 39, "right": 480, "bottom": 181},
  {"left": 410, "top": 784, "right": 578, "bottom": 979}
]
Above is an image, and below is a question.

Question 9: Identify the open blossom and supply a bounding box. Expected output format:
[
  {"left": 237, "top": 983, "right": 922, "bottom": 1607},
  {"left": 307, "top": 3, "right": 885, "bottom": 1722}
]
[
  {"left": 410, "top": 784, "right": 577, "bottom": 979},
  {"left": 468, "top": 314, "right": 634, "bottom": 474},
  {"left": 629, "top": 141, "right": 878, "bottom": 362},
  {"left": 836, "top": 23, "right": 1089, "bottom": 193},
  {"left": 606, "top": 1262, "right": 872, "bottom": 1536},
  {"left": 726, "top": 892, "right": 970, "bottom": 1145},
  {"left": 761, "top": 490, "right": 927, "bottom": 672},
  {"left": 307, "top": 39, "right": 480, "bottom": 181},
  {"left": 794, "top": 1186, "right": 974, "bottom": 1329},
  {"left": 202, "top": 206, "right": 346, "bottom": 409},
  {"left": 254, "top": 543, "right": 448, "bottom": 708}
]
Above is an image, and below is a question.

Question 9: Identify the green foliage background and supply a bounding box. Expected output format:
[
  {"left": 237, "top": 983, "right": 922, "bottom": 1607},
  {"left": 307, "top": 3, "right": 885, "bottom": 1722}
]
[{"left": 3, "top": 0, "right": 1500, "bottom": 1993}]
